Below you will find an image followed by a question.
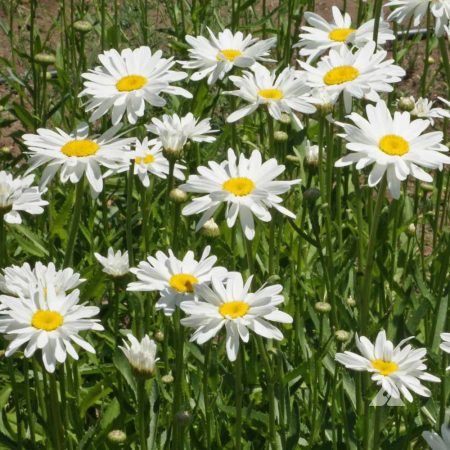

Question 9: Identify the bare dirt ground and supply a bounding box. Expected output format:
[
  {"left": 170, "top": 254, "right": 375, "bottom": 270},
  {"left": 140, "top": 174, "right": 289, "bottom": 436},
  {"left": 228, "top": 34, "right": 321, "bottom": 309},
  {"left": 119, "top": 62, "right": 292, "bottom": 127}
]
[{"left": 0, "top": 0, "right": 448, "bottom": 152}]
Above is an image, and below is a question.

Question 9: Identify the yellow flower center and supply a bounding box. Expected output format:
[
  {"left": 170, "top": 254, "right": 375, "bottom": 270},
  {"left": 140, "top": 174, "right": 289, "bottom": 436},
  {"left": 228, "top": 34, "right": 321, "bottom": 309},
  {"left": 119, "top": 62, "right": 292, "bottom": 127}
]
[
  {"left": 323, "top": 66, "right": 359, "bottom": 85},
  {"left": 169, "top": 274, "right": 199, "bottom": 293},
  {"left": 223, "top": 177, "right": 255, "bottom": 196},
  {"left": 219, "top": 301, "right": 250, "bottom": 319},
  {"left": 135, "top": 154, "right": 156, "bottom": 165},
  {"left": 116, "top": 75, "right": 148, "bottom": 92},
  {"left": 328, "top": 28, "right": 356, "bottom": 42},
  {"left": 217, "top": 49, "right": 242, "bottom": 61},
  {"left": 371, "top": 359, "right": 399, "bottom": 376},
  {"left": 61, "top": 140, "right": 99, "bottom": 157},
  {"left": 378, "top": 134, "right": 409, "bottom": 156},
  {"left": 258, "top": 89, "right": 284, "bottom": 100},
  {"left": 31, "top": 310, "right": 64, "bottom": 331}
]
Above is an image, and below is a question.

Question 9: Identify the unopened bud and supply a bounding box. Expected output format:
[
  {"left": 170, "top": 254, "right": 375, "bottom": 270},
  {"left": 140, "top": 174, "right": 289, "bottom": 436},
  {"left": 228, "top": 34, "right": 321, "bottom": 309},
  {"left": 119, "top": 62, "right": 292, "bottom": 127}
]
[
  {"left": 169, "top": 188, "right": 188, "bottom": 203},
  {"left": 428, "top": 56, "right": 435, "bottom": 65},
  {"left": 406, "top": 223, "right": 416, "bottom": 236},
  {"left": 286, "top": 154, "right": 300, "bottom": 163},
  {"left": 335, "top": 330, "right": 351, "bottom": 342},
  {"left": 279, "top": 113, "right": 291, "bottom": 125},
  {"left": 201, "top": 218, "right": 220, "bottom": 237},
  {"left": 176, "top": 411, "right": 191, "bottom": 427},
  {"left": 274, "top": 131, "right": 288, "bottom": 142},
  {"left": 73, "top": 20, "right": 93, "bottom": 33},
  {"left": 0, "top": 146, "right": 11, "bottom": 155},
  {"left": 305, "top": 142, "right": 320, "bottom": 167},
  {"left": 303, "top": 187, "right": 321, "bottom": 204},
  {"left": 161, "top": 374, "right": 174, "bottom": 384},
  {"left": 346, "top": 295, "right": 356, "bottom": 307},
  {"left": 315, "top": 301, "right": 331, "bottom": 313},
  {"left": 398, "top": 96, "right": 415, "bottom": 112},
  {"left": 34, "top": 53, "right": 56, "bottom": 65},
  {"left": 107, "top": 430, "right": 127, "bottom": 444},
  {"left": 154, "top": 331, "right": 164, "bottom": 342}
]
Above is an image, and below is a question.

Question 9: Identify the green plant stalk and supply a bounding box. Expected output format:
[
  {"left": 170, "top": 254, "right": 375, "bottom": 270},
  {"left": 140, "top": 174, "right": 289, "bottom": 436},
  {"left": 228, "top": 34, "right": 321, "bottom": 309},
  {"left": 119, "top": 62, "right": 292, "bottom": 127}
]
[
  {"left": 373, "top": 405, "right": 383, "bottom": 450},
  {"left": 126, "top": 164, "right": 135, "bottom": 267},
  {"left": 137, "top": 378, "right": 148, "bottom": 450},
  {"left": 203, "top": 343, "right": 212, "bottom": 448},
  {"left": 64, "top": 178, "right": 85, "bottom": 267},
  {"left": 421, "top": 6, "right": 432, "bottom": 96},
  {"left": 234, "top": 348, "right": 244, "bottom": 450},
  {"left": 360, "top": 176, "right": 387, "bottom": 332},
  {"left": 0, "top": 215, "right": 6, "bottom": 268},
  {"left": 372, "top": 0, "right": 383, "bottom": 44},
  {"left": 49, "top": 374, "right": 64, "bottom": 450},
  {"left": 6, "top": 359, "right": 23, "bottom": 447},
  {"left": 172, "top": 310, "right": 185, "bottom": 449},
  {"left": 23, "top": 360, "right": 36, "bottom": 445},
  {"left": 439, "top": 37, "right": 450, "bottom": 96}
]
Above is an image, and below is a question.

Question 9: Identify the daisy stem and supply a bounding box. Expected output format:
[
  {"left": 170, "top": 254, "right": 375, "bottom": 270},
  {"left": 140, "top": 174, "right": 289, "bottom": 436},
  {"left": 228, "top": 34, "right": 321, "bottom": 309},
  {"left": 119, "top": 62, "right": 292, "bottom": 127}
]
[
  {"left": 371, "top": 0, "right": 383, "bottom": 45},
  {"left": 172, "top": 310, "right": 185, "bottom": 449},
  {"left": 6, "top": 359, "right": 23, "bottom": 447},
  {"left": 244, "top": 234, "right": 255, "bottom": 275},
  {"left": 360, "top": 175, "right": 387, "bottom": 332},
  {"left": 137, "top": 378, "right": 148, "bottom": 450},
  {"left": 234, "top": 347, "right": 244, "bottom": 450},
  {"left": 373, "top": 405, "right": 383, "bottom": 450},
  {"left": 0, "top": 215, "right": 7, "bottom": 268},
  {"left": 420, "top": 6, "right": 432, "bottom": 97},
  {"left": 203, "top": 343, "right": 212, "bottom": 448},
  {"left": 126, "top": 164, "right": 135, "bottom": 267},
  {"left": 23, "top": 360, "right": 36, "bottom": 446},
  {"left": 438, "top": 37, "right": 450, "bottom": 97},
  {"left": 49, "top": 374, "right": 65, "bottom": 450},
  {"left": 64, "top": 178, "right": 85, "bottom": 267}
]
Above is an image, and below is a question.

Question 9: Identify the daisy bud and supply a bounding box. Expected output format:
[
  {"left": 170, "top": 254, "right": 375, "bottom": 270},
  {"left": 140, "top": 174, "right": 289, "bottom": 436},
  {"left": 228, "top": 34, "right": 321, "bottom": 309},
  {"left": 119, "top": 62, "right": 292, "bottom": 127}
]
[
  {"left": 201, "top": 218, "right": 220, "bottom": 237},
  {"left": 398, "top": 96, "right": 415, "bottom": 112},
  {"left": 176, "top": 411, "right": 192, "bottom": 427},
  {"left": 120, "top": 334, "right": 159, "bottom": 379},
  {"left": 0, "top": 146, "right": 11, "bottom": 155},
  {"left": 315, "top": 301, "right": 331, "bottom": 313},
  {"left": 335, "top": 330, "right": 351, "bottom": 342},
  {"left": 34, "top": 53, "right": 56, "bottom": 65},
  {"left": 286, "top": 154, "right": 300, "bottom": 164},
  {"left": 163, "top": 147, "right": 184, "bottom": 161},
  {"left": 305, "top": 142, "right": 320, "bottom": 167},
  {"left": 420, "top": 183, "right": 433, "bottom": 192},
  {"left": 406, "top": 223, "right": 416, "bottom": 236},
  {"left": 428, "top": 56, "right": 435, "bottom": 65},
  {"left": 162, "top": 374, "right": 174, "bottom": 384},
  {"left": 346, "top": 295, "right": 356, "bottom": 307},
  {"left": 316, "top": 102, "right": 334, "bottom": 115},
  {"left": 169, "top": 188, "right": 188, "bottom": 203},
  {"left": 107, "top": 430, "right": 127, "bottom": 444},
  {"left": 303, "top": 187, "right": 321, "bottom": 204},
  {"left": 73, "top": 20, "right": 93, "bottom": 33},
  {"left": 154, "top": 330, "right": 165, "bottom": 342},
  {"left": 279, "top": 113, "right": 291, "bottom": 125},
  {"left": 274, "top": 131, "right": 288, "bottom": 142}
]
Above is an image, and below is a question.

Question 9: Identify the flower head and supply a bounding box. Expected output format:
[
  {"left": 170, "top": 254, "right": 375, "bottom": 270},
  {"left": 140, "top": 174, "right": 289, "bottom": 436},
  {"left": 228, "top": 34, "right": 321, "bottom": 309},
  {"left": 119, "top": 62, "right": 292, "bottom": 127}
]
[
  {"left": 94, "top": 248, "right": 129, "bottom": 277},
  {"left": 180, "top": 272, "right": 293, "bottom": 361},
  {"left": 410, "top": 97, "right": 450, "bottom": 125},
  {"left": 336, "top": 330, "right": 440, "bottom": 402},
  {"left": 129, "top": 138, "right": 185, "bottom": 187},
  {"left": 335, "top": 100, "right": 450, "bottom": 198},
  {"left": 298, "top": 42, "right": 405, "bottom": 112},
  {"left": 0, "top": 284, "right": 103, "bottom": 373},
  {"left": 225, "top": 64, "right": 316, "bottom": 128},
  {"left": 120, "top": 333, "right": 158, "bottom": 378},
  {"left": 146, "top": 113, "right": 217, "bottom": 158},
  {"left": 80, "top": 47, "right": 192, "bottom": 124},
  {"left": 0, "top": 171, "right": 47, "bottom": 224},
  {"left": 180, "top": 28, "right": 276, "bottom": 85},
  {"left": 294, "top": 6, "right": 394, "bottom": 62},
  {"left": 181, "top": 148, "right": 300, "bottom": 240},
  {"left": 23, "top": 123, "right": 132, "bottom": 197},
  {"left": 127, "top": 246, "right": 228, "bottom": 316}
]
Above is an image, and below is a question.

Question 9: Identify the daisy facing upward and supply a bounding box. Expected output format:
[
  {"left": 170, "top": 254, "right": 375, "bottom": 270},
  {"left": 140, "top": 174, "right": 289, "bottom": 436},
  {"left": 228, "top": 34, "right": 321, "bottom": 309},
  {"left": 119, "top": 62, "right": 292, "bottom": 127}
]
[
  {"left": 181, "top": 148, "right": 300, "bottom": 240},
  {"left": 180, "top": 28, "right": 276, "bottom": 85}
]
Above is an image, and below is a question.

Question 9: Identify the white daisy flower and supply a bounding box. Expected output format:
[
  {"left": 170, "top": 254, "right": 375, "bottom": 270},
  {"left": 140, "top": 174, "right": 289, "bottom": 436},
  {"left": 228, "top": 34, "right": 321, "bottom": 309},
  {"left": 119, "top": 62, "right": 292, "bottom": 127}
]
[
  {"left": 386, "top": 0, "right": 450, "bottom": 37},
  {"left": 298, "top": 41, "right": 405, "bottom": 112},
  {"left": 0, "top": 285, "right": 103, "bottom": 373},
  {"left": 180, "top": 272, "right": 293, "bottom": 362},
  {"left": 335, "top": 330, "right": 440, "bottom": 402},
  {"left": 129, "top": 138, "right": 185, "bottom": 187},
  {"left": 411, "top": 97, "right": 450, "bottom": 125},
  {"left": 120, "top": 333, "right": 159, "bottom": 378},
  {"left": 94, "top": 248, "right": 129, "bottom": 277},
  {"left": 80, "top": 46, "right": 192, "bottom": 124},
  {"left": 423, "top": 425, "right": 450, "bottom": 450},
  {"left": 440, "top": 333, "right": 450, "bottom": 370},
  {"left": 225, "top": 64, "right": 316, "bottom": 128},
  {"left": 294, "top": 6, "right": 394, "bottom": 62},
  {"left": 305, "top": 140, "right": 320, "bottom": 166},
  {"left": 127, "top": 246, "right": 228, "bottom": 316},
  {"left": 0, "top": 262, "right": 84, "bottom": 300},
  {"left": 335, "top": 100, "right": 450, "bottom": 198},
  {"left": 180, "top": 28, "right": 276, "bottom": 85},
  {"left": 0, "top": 171, "right": 47, "bottom": 224},
  {"left": 22, "top": 123, "right": 133, "bottom": 197},
  {"left": 181, "top": 148, "right": 300, "bottom": 240},
  {"left": 146, "top": 112, "right": 217, "bottom": 158}
]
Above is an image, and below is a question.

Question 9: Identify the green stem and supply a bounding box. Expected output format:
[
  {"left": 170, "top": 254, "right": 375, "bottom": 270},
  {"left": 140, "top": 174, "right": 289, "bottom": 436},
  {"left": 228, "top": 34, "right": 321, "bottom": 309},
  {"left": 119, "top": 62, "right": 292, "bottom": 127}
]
[
  {"left": 63, "top": 178, "right": 84, "bottom": 267},
  {"left": 203, "top": 343, "right": 211, "bottom": 448},
  {"left": 137, "top": 378, "right": 148, "bottom": 450},
  {"left": 23, "top": 360, "right": 36, "bottom": 445},
  {"left": 421, "top": 6, "right": 432, "bottom": 96},
  {"left": 439, "top": 37, "right": 450, "bottom": 96},
  {"left": 234, "top": 349, "right": 243, "bottom": 450},
  {"left": 49, "top": 374, "right": 64, "bottom": 450},
  {"left": 372, "top": 0, "right": 383, "bottom": 44},
  {"left": 172, "top": 310, "right": 185, "bottom": 449},
  {"left": 0, "top": 215, "right": 6, "bottom": 268},
  {"left": 373, "top": 405, "right": 383, "bottom": 450},
  {"left": 126, "top": 164, "right": 135, "bottom": 267},
  {"left": 360, "top": 176, "right": 387, "bottom": 332}
]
